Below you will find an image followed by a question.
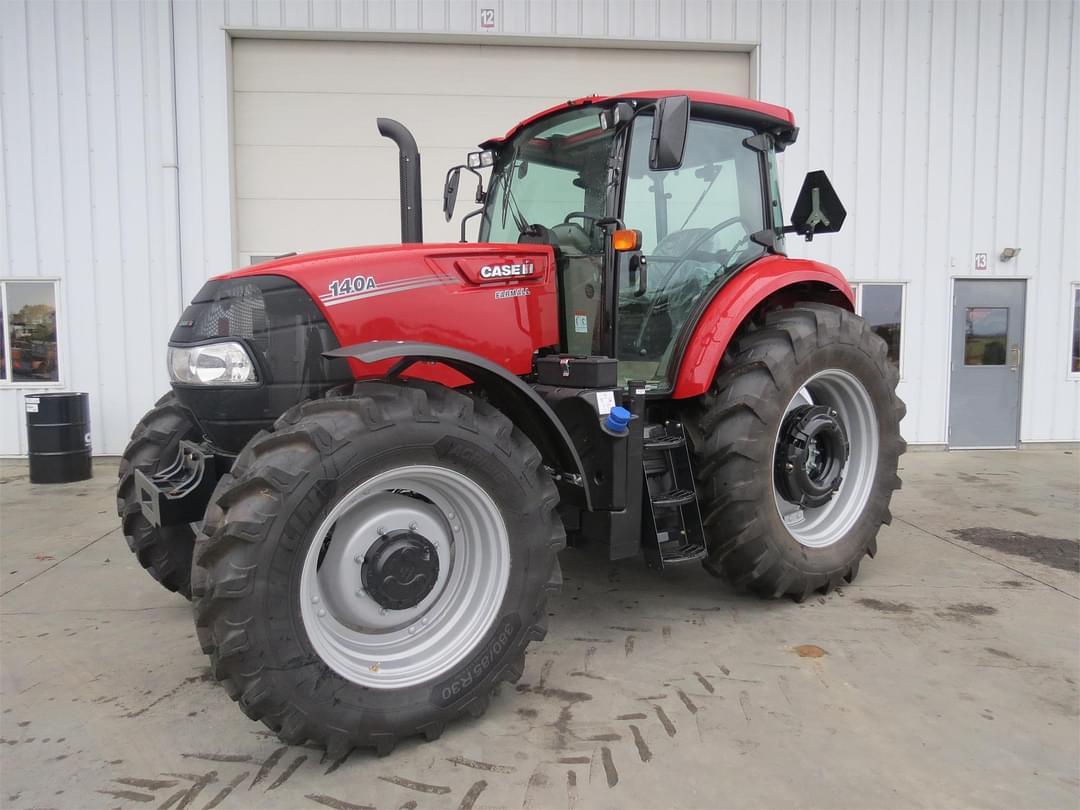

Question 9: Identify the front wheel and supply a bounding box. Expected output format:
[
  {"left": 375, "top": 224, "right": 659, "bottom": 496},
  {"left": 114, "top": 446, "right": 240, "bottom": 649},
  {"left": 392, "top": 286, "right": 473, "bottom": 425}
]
[
  {"left": 686, "top": 304, "right": 906, "bottom": 601},
  {"left": 117, "top": 392, "right": 202, "bottom": 598},
  {"left": 191, "top": 381, "right": 563, "bottom": 755}
]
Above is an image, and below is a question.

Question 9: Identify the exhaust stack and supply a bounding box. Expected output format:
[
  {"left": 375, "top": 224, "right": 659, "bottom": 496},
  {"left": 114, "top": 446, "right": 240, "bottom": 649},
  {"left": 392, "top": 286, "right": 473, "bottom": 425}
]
[{"left": 377, "top": 118, "right": 423, "bottom": 244}]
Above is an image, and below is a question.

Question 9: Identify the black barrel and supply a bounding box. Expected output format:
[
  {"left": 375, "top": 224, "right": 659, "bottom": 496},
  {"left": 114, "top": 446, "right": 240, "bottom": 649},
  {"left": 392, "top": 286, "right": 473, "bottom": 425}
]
[{"left": 26, "top": 392, "right": 92, "bottom": 484}]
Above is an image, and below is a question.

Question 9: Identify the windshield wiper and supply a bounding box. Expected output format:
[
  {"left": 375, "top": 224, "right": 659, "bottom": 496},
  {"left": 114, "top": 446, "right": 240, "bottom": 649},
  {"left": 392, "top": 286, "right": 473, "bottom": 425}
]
[
  {"left": 505, "top": 186, "right": 529, "bottom": 234},
  {"left": 498, "top": 160, "right": 530, "bottom": 235}
]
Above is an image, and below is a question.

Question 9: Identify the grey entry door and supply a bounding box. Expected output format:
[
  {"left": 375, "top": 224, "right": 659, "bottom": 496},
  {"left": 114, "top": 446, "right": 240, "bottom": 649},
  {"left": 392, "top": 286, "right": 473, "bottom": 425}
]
[{"left": 948, "top": 279, "right": 1026, "bottom": 448}]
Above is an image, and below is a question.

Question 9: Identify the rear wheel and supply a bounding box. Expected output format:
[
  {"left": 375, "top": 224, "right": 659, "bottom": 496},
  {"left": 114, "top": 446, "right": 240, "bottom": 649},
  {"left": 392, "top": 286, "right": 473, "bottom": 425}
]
[
  {"left": 686, "top": 304, "right": 906, "bottom": 600},
  {"left": 117, "top": 392, "right": 202, "bottom": 598},
  {"left": 191, "top": 381, "right": 563, "bottom": 755}
]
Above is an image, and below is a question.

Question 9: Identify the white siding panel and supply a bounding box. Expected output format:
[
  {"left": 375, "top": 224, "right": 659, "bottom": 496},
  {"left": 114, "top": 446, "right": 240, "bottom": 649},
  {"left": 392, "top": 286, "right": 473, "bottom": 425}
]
[
  {"left": 2, "top": 0, "right": 1076, "bottom": 452},
  {"left": 916, "top": 0, "right": 958, "bottom": 443},
  {"left": 2, "top": 0, "right": 38, "bottom": 277},
  {"left": 0, "top": 0, "right": 183, "bottom": 455}
]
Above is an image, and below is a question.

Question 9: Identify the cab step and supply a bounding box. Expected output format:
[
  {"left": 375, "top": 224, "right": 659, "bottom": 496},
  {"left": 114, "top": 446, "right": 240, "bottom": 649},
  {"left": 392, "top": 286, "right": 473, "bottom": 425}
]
[
  {"left": 659, "top": 539, "right": 708, "bottom": 564},
  {"left": 641, "top": 422, "right": 707, "bottom": 571},
  {"left": 644, "top": 434, "right": 686, "bottom": 451},
  {"left": 651, "top": 488, "right": 696, "bottom": 508}
]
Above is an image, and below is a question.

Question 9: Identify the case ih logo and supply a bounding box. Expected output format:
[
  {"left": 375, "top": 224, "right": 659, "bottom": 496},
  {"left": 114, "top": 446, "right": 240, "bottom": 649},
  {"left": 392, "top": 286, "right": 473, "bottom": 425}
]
[{"left": 479, "top": 261, "right": 535, "bottom": 279}]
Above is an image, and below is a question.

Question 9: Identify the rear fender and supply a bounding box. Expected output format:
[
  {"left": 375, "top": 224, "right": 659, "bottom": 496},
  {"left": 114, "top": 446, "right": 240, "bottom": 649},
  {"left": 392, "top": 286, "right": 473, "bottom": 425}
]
[
  {"left": 325, "top": 341, "right": 592, "bottom": 510},
  {"left": 670, "top": 255, "right": 854, "bottom": 399}
]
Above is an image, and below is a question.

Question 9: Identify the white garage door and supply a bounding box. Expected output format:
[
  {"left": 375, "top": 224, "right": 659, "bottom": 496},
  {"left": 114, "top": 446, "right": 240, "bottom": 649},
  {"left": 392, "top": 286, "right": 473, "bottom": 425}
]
[{"left": 233, "top": 39, "right": 750, "bottom": 260}]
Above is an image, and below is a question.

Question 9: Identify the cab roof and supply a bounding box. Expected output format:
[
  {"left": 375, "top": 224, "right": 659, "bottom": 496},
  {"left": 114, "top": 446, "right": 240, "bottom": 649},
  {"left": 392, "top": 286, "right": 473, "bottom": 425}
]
[{"left": 482, "top": 90, "right": 797, "bottom": 147}]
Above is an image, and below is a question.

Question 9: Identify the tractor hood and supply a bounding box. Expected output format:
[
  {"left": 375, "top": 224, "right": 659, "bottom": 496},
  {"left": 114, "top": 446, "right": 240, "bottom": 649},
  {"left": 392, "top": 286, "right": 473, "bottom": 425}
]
[
  {"left": 215, "top": 243, "right": 559, "bottom": 338},
  {"left": 171, "top": 242, "right": 559, "bottom": 452},
  {"left": 210, "top": 241, "right": 559, "bottom": 374}
]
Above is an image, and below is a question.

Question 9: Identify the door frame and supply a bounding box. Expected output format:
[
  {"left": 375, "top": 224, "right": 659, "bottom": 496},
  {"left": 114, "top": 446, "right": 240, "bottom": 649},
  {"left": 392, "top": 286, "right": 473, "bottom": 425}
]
[{"left": 944, "top": 275, "right": 1031, "bottom": 449}]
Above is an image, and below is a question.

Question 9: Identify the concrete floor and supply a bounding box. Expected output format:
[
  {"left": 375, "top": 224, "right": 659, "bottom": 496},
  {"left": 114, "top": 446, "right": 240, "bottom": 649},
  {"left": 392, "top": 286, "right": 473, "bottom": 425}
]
[{"left": 1, "top": 449, "right": 1077, "bottom": 810}]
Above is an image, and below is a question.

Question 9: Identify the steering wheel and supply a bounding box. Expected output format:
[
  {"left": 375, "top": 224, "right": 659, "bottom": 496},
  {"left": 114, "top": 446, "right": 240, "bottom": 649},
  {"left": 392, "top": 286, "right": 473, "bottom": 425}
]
[
  {"left": 563, "top": 211, "right": 599, "bottom": 229},
  {"left": 630, "top": 216, "right": 753, "bottom": 353}
]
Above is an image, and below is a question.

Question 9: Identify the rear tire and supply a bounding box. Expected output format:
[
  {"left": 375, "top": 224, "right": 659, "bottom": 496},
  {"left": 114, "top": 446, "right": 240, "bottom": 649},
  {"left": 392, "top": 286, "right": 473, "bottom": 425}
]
[
  {"left": 685, "top": 304, "right": 906, "bottom": 601},
  {"left": 191, "top": 380, "right": 563, "bottom": 755},
  {"left": 117, "top": 392, "right": 202, "bottom": 598}
]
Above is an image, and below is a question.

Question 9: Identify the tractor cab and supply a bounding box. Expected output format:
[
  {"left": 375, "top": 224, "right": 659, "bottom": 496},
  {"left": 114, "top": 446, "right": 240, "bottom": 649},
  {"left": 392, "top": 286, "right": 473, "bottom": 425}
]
[{"left": 446, "top": 92, "right": 805, "bottom": 390}]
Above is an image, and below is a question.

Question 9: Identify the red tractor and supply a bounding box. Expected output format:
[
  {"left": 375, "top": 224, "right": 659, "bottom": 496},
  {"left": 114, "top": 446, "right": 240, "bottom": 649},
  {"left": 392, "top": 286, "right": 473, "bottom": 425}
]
[{"left": 118, "top": 91, "right": 904, "bottom": 756}]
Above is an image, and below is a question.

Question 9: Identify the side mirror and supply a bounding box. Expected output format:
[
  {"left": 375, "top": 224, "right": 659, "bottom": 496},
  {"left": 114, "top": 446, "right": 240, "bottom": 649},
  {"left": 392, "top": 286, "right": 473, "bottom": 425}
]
[
  {"left": 789, "top": 170, "right": 846, "bottom": 240},
  {"left": 442, "top": 167, "right": 462, "bottom": 222},
  {"left": 649, "top": 95, "right": 690, "bottom": 171}
]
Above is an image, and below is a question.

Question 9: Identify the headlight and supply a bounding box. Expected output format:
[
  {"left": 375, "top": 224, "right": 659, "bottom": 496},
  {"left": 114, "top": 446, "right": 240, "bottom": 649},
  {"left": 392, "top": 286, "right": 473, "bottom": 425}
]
[{"left": 168, "top": 341, "right": 258, "bottom": 385}]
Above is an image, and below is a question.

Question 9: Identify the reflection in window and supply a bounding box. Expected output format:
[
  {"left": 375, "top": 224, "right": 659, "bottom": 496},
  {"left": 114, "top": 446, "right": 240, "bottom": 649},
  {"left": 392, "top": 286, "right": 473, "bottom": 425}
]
[
  {"left": 1071, "top": 286, "right": 1080, "bottom": 375},
  {"left": 859, "top": 284, "right": 903, "bottom": 369},
  {"left": 964, "top": 307, "right": 1008, "bottom": 366},
  {"left": 3, "top": 281, "right": 60, "bottom": 383}
]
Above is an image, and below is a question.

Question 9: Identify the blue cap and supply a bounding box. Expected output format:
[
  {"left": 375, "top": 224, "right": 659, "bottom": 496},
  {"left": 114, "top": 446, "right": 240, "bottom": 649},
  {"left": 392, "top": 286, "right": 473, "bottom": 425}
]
[{"left": 604, "top": 405, "right": 631, "bottom": 433}]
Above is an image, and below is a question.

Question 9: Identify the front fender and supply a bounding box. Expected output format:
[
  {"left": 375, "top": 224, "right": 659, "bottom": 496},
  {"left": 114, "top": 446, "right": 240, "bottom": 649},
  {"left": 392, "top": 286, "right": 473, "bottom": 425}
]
[
  {"left": 670, "top": 255, "right": 854, "bottom": 399},
  {"left": 325, "top": 341, "right": 592, "bottom": 510}
]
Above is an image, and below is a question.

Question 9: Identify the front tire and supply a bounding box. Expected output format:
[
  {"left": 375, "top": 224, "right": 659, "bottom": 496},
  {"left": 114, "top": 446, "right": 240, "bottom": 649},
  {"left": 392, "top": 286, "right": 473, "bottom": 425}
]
[
  {"left": 686, "top": 304, "right": 906, "bottom": 601},
  {"left": 117, "top": 392, "right": 202, "bottom": 598},
  {"left": 191, "top": 381, "right": 563, "bottom": 755}
]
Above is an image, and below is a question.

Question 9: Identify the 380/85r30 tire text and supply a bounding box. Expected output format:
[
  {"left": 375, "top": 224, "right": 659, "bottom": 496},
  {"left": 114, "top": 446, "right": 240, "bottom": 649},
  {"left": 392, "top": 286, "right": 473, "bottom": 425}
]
[{"left": 191, "top": 380, "right": 564, "bottom": 756}]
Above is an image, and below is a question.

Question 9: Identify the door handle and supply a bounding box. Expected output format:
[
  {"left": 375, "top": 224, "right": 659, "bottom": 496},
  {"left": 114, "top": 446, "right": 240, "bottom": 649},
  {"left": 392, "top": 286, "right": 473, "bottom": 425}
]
[
  {"left": 631, "top": 254, "right": 648, "bottom": 297},
  {"left": 1010, "top": 344, "right": 1021, "bottom": 371}
]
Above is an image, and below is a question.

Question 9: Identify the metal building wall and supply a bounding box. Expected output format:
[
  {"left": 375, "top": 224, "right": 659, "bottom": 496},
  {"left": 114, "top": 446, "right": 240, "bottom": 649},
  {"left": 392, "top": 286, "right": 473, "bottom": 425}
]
[
  {"left": 0, "top": 0, "right": 183, "bottom": 456},
  {"left": 2, "top": 0, "right": 1077, "bottom": 454}
]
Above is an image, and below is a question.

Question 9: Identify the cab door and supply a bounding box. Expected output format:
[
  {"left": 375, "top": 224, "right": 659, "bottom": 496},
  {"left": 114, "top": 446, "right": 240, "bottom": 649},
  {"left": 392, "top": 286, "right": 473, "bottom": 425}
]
[{"left": 616, "top": 115, "right": 770, "bottom": 388}]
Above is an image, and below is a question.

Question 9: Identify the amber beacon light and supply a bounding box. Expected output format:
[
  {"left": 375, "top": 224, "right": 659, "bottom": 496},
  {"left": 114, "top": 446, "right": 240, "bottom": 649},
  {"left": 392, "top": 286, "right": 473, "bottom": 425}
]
[{"left": 612, "top": 228, "right": 642, "bottom": 251}]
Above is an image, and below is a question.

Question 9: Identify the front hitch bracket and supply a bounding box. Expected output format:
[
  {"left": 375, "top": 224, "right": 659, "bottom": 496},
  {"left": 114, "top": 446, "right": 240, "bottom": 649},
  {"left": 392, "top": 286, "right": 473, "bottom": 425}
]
[{"left": 134, "top": 440, "right": 218, "bottom": 528}]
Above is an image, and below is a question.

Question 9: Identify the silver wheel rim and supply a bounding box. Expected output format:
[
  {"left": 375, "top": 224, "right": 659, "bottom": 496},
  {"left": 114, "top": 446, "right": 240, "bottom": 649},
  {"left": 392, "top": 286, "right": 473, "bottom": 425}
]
[
  {"left": 773, "top": 369, "right": 878, "bottom": 548},
  {"left": 299, "top": 465, "right": 510, "bottom": 689}
]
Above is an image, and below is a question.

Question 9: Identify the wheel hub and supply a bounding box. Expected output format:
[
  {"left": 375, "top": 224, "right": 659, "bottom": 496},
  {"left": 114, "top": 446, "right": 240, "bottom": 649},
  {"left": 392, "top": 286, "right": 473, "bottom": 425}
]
[
  {"left": 299, "top": 466, "right": 511, "bottom": 689},
  {"left": 775, "top": 405, "right": 850, "bottom": 508},
  {"left": 362, "top": 530, "right": 440, "bottom": 610}
]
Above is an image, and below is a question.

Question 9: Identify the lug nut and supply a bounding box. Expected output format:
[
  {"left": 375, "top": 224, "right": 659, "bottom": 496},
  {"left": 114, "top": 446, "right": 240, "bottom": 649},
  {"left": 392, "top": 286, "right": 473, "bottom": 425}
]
[
  {"left": 379, "top": 608, "right": 387, "bottom": 616},
  {"left": 355, "top": 588, "right": 365, "bottom": 597},
  {"left": 354, "top": 554, "right": 362, "bottom": 564},
  {"left": 409, "top": 521, "right": 418, "bottom": 531},
  {"left": 377, "top": 526, "right": 386, "bottom": 535},
  {"left": 317, "top": 609, "right": 326, "bottom": 618},
  {"left": 311, "top": 595, "right": 320, "bottom": 604}
]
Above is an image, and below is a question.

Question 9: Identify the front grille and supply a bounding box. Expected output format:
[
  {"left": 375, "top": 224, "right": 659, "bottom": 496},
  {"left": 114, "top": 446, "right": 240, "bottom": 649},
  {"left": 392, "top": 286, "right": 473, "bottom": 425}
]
[{"left": 196, "top": 282, "right": 270, "bottom": 352}]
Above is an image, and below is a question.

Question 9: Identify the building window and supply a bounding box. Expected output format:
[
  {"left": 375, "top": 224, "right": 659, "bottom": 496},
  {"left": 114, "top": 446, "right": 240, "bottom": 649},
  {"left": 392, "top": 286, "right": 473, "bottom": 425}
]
[
  {"left": 0, "top": 280, "right": 61, "bottom": 384},
  {"left": 854, "top": 283, "right": 904, "bottom": 373},
  {"left": 963, "top": 307, "right": 1008, "bottom": 366},
  {"left": 1070, "top": 285, "right": 1080, "bottom": 379}
]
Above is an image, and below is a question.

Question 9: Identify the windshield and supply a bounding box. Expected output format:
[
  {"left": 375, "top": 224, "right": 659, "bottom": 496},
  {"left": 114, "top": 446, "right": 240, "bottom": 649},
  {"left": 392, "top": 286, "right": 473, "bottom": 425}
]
[{"left": 480, "top": 108, "right": 616, "bottom": 249}]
